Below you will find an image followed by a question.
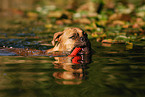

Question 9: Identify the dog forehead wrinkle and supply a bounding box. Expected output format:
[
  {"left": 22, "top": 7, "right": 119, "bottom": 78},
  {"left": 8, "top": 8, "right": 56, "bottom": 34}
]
[{"left": 63, "top": 29, "right": 77, "bottom": 37}]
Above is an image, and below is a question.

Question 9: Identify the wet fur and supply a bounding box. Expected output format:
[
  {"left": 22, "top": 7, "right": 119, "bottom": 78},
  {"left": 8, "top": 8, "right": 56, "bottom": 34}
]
[{"left": 46, "top": 27, "right": 91, "bottom": 54}]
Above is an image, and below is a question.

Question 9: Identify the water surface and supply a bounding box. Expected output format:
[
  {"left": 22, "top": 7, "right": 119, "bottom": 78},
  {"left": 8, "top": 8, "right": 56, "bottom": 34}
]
[{"left": 0, "top": 20, "right": 145, "bottom": 97}]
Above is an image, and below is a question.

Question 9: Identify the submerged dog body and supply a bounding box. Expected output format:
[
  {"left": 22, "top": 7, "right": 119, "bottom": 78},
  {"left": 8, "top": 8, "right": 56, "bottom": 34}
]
[{"left": 46, "top": 27, "right": 91, "bottom": 54}]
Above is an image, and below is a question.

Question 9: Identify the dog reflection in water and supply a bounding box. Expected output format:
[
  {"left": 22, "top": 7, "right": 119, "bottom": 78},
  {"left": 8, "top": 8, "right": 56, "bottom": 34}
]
[{"left": 52, "top": 54, "right": 91, "bottom": 85}]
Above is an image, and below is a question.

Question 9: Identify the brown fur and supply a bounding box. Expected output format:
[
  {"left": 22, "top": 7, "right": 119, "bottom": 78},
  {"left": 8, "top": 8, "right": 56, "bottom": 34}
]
[{"left": 46, "top": 27, "right": 91, "bottom": 54}]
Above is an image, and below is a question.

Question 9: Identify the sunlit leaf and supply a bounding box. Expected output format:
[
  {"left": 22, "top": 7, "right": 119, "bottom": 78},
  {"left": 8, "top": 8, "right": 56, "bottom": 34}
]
[
  {"left": 27, "top": 12, "right": 38, "bottom": 19},
  {"left": 126, "top": 42, "right": 133, "bottom": 50}
]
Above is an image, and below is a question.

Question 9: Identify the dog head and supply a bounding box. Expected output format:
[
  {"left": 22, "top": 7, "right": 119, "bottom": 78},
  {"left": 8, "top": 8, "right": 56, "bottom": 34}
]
[{"left": 51, "top": 27, "right": 91, "bottom": 54}]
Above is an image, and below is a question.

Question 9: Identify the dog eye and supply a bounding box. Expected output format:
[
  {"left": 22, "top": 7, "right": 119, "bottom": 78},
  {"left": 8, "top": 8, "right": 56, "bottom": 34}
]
[{"left": 69, "top": 36, "right": 75, "bottom": 39}]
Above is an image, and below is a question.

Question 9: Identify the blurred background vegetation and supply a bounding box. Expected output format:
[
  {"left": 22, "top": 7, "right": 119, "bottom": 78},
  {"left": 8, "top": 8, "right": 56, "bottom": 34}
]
[
  {"left": 0, "top": 0, "right": 145, "bottom": 46},
  {"left": 0, "top": 0, "right": 145, "bottom": 11}
]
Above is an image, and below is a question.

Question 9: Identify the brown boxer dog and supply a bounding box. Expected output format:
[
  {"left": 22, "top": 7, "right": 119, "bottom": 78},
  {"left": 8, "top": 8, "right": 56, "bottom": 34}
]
[
  {"left": 46, "top": 27, "right": 91, "bottom": 54},
  {"left": 0, "top": 27, "right": 91, "bottom": 56}
]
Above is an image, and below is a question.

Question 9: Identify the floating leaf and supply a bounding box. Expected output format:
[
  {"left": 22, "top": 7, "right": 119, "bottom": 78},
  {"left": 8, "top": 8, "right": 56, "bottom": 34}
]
[
  {"left": 126, "top": 42, "right": 133, "bottom": 50},
  {"left": 102, "top": 39, "right": 113, "bottom": 43},
  {"left": 45, "top": 24, "right": 53, "bottom": 28},
  {"left": 91, "top": 33, "right": 98, "bottom": 38}
]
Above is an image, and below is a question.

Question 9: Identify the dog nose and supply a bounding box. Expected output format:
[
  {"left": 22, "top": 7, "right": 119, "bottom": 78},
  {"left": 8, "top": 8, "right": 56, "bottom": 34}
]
[{"left": 80, "top": 37, "right": 85, "bottom": 42}]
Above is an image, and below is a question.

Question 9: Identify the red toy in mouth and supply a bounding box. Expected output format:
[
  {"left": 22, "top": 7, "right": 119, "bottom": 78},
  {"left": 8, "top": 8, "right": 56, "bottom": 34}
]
[{"left": 70, "top": 47, "right": 82, "bottom": 56}]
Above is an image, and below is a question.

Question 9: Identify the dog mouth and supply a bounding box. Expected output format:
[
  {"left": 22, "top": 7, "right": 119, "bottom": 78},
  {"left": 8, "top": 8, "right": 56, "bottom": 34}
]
[
  {"left": 71, "top": 38, "right": 90, "bottom": 54},
  {"left": 71, "top": 45, "right": 89, "bottom": 55},
  {"left": 73, "top": 40, "right": 91, "bottom": 53}
]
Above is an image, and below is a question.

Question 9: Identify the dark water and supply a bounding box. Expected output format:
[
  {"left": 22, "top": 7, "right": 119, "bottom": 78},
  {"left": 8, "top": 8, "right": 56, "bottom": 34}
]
[{"left": 0, "top": 23, "right": 145, "bottom": 97}]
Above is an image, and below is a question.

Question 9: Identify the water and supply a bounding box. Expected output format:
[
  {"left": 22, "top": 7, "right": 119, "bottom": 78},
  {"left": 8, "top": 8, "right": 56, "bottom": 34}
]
[{"left": 0, "top": 20, "right": 145, "bottom": 97}]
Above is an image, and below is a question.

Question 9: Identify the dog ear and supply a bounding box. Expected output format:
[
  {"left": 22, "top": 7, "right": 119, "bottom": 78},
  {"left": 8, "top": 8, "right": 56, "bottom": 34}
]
[{"left": 52, "top": 32, "right": 63, "bottom": 46}]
